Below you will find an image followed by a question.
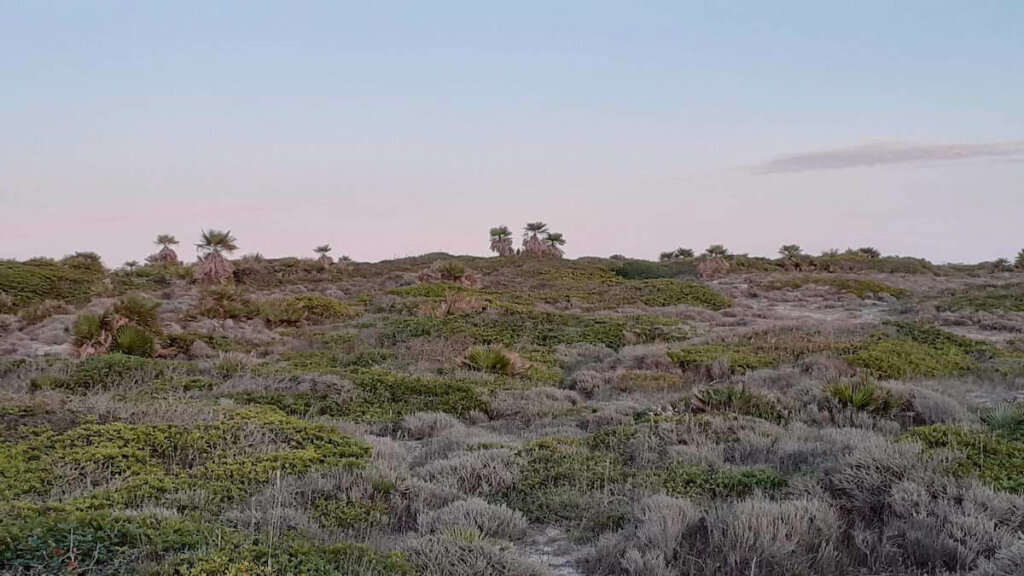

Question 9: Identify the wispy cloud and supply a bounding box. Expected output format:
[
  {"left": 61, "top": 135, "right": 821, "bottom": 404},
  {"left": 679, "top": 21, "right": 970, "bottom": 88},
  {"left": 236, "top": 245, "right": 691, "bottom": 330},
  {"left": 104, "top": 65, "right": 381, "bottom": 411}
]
[{"left": 749, "top": 140, "right": 1024, "bottom": 174}]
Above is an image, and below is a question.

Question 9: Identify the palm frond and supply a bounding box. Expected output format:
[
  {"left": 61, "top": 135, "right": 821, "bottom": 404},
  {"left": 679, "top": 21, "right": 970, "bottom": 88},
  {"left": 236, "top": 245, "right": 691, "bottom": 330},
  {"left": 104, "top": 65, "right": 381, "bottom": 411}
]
[{"left": 197, "top": 229, "right": 239, "bottom": 254}]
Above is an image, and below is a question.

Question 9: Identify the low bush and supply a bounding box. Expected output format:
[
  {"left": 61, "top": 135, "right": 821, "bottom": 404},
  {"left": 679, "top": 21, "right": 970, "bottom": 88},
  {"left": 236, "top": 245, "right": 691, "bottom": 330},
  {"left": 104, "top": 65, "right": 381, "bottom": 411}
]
[
  {"left": 691, "top": 386, "right": 785, "bottom": 422},
  {"left": 32, "top": 354, "right": 172, "bottom": 392},
  {"left": 17, "top": 300, "right": 70, "bottom": 324},
  {"left": 939, "top": 283, "right": 1024, "bottom": 312},
  {"left": 669, "top": 345, "right": 776, "bottom": 376},
  {"left": 0, "top": 405, "right": 370, "bottom": 507},
  {"left": 645, "top": 463, "right": 786, "bottom": 499},
  {"left": 847, "top": 339, "right": 974, "bottom": 379},
  {"left": 771, "top": 275, "right": 909, "bottom": 299},
  {"left": 0, "top": 260, "right": 102, "bottom": 306},
  {"left": 418, "top": 498, "right": 529, "bottom": 540},
  {"left": 192, "top": 286, "right": 257, "bottom": 319},
  {"left": 905, "top": 425, "right": 1024, "bottom": 493},
  {"left": 404, "top": 533, "right": 548, "bottom": 576},
  {"left": 259, "top": 295, "right": 358, "bottom": 326}
]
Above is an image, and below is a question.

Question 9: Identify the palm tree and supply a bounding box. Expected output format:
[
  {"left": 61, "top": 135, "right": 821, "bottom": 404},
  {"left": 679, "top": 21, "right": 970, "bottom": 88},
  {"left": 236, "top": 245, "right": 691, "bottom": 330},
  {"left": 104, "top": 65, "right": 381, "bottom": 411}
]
[
  {"left": 543, "top": 232, "right": 566, "bottom": 258},
  {"left": 124, "top": 260, "right": 139, "bottom": 272},
  {"left": 704, "top": 245, "right": 729, "bottom": 258},
  {"left": 522, "top": 222, "right": 549, "bottom": 256},
  {"left": 195, "top": 229, "right": 238, "bottom": 285},
  {"left": 151, "top": 234, "right": 181, "bottom": 265},
  {"left": 489, "top": 226, "right": 515, "bottom": 257},
  {"left": 1016, "top": 249, "right": 1024, "bottom": 270},
  {"left": 314, "top": 244, "right": 334, "bottom": 267},
  {"left": 993, "top": 258, "right": 1012, "bottom": 273},
  {"left": 857, "top": 247, "right": 881, "bottom": 259}
]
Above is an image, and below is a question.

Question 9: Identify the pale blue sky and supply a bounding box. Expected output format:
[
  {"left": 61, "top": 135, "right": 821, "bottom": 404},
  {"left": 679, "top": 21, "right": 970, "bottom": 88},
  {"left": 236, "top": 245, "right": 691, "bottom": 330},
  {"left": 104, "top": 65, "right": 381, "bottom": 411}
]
[{"left": 2, "top": 1, "right": 1022, "bottom": 264}]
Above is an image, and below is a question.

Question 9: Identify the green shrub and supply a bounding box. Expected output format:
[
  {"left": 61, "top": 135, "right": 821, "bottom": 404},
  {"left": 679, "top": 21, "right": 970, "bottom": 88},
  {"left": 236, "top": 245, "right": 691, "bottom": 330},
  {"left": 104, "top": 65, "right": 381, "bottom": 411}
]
[
  {"left": 192, "top": 286, "right": 256, "bottom": 319},
  {"left": 0, "top": 260, "right": 101, "bottom": 306},
  {"left": 939, "top": 284, "right": 1024, "bottom": 312},
  {"left": 33, "top": 354, "right": 163, "bottom": 389},
  {"left": 437, "top": 261, "right": 466, "bottom": 282},
  {"left": 517, "top": 437, "right": 626, "bottom": 493},
  {"left": 887, "top": 321, "right": 1000, "bottom": 359},
  {"left": 111, "top": 324, "right": 156, "bottom": 357},
  {"left": 463, "top": 346, "right": 515, "bottom": 375},
  {"left": 313, "top": 498, "right": 389, "bottom": 529},
  {"left": 621, "top": 280, "right": 732, "bottom": 309},
  {"left": 771, "top": 275, "right": 909, "bottom": 299},
  {"left": 669, "top": 345, "right": 776, "bottom": 374},
  {"left": 60, "top": 251, "right": 106, "bottom": 273},
  {"left": 343, "top": 369, "right": 487, "bottom": 422},
  {"left": 645, "top": 463, "right": 785, "bottom": 499},
  {"left": 387, "top": 283, "right": 467, "bottom": 299},
  {"left": 613, "top": 260, "right": 675, "bottom": 280},
  {"left": 905, "top": 425, "right": 1024, "bottom": 493},
  {"left": 17, "top": 300, "right": 70, "bottom": 324},
  {"left": 259, "top": 295, "right": 357, "bottom": 326},
  {"left": 171, "top": 541, "right": 413, "bottom": 576},
  {"left": 229, "top": 392, "right": 349, "bottom": 418},
  {"left": 380, "top": 309, "right": 686, "bottom": 350},
  {"left": 0, "top": 405, "right": 370, "bottom": 507},
  {"left": 0, "top": 508, "right": 227, "bottom": 575},
  {"left": 847, "top": 339, "right": 974, "bottom": 379}
]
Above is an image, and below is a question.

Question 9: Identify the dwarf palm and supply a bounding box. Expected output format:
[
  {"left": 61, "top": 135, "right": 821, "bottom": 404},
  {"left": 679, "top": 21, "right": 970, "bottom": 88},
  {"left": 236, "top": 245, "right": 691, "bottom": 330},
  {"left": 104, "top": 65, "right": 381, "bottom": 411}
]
[
  {"left": 522, "top": 222, "right": 549, "bottom": 256},
  {"left": 489, "top": 226, "right": 514, "bottom": 257},
  {"left": 151, "top": 234, "right": 181, "bottom": 265},
  {"left": 195, "top": 229, "right": 238, "bottom": 285},
  {"left": 314, "top": 244, "right": 334, "bottom": 267},
  {"left": 704, "top": 245, "right": 729, "bottom": 258},
  {"left": 543, "top": 232, "right": 566, "bottom": 257}
]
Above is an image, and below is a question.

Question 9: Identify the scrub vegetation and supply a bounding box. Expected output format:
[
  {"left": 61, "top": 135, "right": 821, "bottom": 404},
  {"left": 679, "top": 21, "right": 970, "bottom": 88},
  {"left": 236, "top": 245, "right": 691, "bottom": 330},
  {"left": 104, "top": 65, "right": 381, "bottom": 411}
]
[{"left": 2, "top": 238, "right": 1024, "bottom": 575}]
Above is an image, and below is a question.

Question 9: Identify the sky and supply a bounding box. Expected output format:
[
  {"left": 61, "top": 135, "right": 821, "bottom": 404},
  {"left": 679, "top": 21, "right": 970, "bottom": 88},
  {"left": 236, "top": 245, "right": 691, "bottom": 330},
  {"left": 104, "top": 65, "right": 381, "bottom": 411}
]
[{"left": 1, "top": 1, "right": 1023, "bottom": 265}]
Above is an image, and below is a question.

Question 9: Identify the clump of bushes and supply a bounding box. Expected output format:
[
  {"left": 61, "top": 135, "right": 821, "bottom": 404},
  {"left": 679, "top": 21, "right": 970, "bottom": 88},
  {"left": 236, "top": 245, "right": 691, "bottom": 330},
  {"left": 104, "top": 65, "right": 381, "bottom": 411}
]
[
  {"left": 905, "top": 425, "right": 1024, "bottom": 493},
  {"left": 771, "top": 275, "right": 909, "bottom": 299},
  {"left": 847, "top": 339, "right": 973, "bottom": 380},
  {"left": 645, "top": 462, "right": 786, "bottom": 499},
  {"left": 691, "top": 386, "right": 785, "bottom": 422},
  {"left": 619, "top": 279, "right": 733, "bottom": 309},
  {"left": 669, "top": 345, "right": 776, "bottom": 377},
  {"left": 192, "top": 285, "right": 257, "bottom": 319},
  {"left": 938, "top": 283, "right": 1024, "bottom": 312},
  {"left": 0, "top": 260, "right": 103, "bottom": 306},
  {"left": 258, "top": 294, "right": 357, "bottom": 326},
  {"left": 0, "top": 405, "right": 370, "bottom": 507},
  {"left": 17, "top": 299, "right": 70, "bottom": 324},
  {"left": 31, "top": 354, "right": 171, "bottom": 392}
]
